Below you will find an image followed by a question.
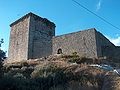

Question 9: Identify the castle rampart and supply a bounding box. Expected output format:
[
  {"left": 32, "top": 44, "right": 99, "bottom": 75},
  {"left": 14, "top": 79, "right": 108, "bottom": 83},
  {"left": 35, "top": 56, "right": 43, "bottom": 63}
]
[{"left": 8, "top": 12, "right": 120, "bottom": 61}]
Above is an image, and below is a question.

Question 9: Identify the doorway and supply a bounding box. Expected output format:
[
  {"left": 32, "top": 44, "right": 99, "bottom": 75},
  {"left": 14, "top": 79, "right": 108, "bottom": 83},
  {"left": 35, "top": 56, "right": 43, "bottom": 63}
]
[{"left": 57, "top": 48, "right": 62, "bottom": 54}]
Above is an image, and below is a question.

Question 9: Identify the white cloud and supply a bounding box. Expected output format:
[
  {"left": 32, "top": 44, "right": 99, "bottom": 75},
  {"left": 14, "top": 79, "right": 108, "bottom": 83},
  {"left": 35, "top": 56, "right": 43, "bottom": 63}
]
[
  {"left": 106, "top": 36, "right": 120, "bottom": 46},
  {"left": 96, "top": 0, "right": 102, "bottom": 11}
]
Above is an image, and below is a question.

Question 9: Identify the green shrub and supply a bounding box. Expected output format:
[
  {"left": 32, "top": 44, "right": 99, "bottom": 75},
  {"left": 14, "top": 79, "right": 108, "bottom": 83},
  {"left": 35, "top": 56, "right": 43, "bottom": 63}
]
[
  {"left": 67, "top": 56, "right": 87, "bottom": 64},
  {"left": 31, "top": 63, "right": 62, "bottom": 78},
  {"left": 62, "top": 54, "right": 86, "bottom": 64},
  {"left": 61, "top": 51, "right": 78, "bottom": 58},
  {"left": 21, "top": 61, "right": 29, "bottom": 67},
  {"left": 0, "top": 62, "right": 103, "bottom": 90},
  {"left": 72, "top": 52, "right": 78, "bottom": 56},
  {"left": 67, "top": 57, "right": 80, "bottom": 63},
  {"left": 0, "top": 76, "right": 41, "bottom": 90}
]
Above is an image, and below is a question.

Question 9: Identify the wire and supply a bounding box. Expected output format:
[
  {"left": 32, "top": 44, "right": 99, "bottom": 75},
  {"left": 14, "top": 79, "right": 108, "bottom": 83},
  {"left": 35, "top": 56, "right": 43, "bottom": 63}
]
[{"left": 72, "top": 0, "right": 120, "bottom": 31}]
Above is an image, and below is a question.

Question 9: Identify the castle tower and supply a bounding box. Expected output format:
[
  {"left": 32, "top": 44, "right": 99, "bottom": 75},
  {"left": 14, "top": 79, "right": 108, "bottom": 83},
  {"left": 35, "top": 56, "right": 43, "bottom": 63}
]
[{"left": 8, "top": 12, "right": 56, "bottom": 61}]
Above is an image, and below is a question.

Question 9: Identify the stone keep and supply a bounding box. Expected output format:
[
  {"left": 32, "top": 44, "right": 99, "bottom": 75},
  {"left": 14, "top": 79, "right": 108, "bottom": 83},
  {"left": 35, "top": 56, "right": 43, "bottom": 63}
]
[
  {"left": 8, "top": 13, "right": 56, "bottom": 61},
  {"left": 8, "top": 12, "right": 120, "bottom": 61}
]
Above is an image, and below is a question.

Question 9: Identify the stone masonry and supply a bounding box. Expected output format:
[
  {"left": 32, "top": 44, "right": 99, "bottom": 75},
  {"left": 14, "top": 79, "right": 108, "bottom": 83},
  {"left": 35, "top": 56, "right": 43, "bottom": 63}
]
[
  {"left": 8, "top": 12, "right": 120, "bottom": 61},
  {"left": 52, "top": 29, "right": 97, "bottom": 58},
  {"left": 8, "top": 16, "right": 30, "bottom": 61},
  {"left": 8, "top": 13, "right": 55, "bottom": 61}
]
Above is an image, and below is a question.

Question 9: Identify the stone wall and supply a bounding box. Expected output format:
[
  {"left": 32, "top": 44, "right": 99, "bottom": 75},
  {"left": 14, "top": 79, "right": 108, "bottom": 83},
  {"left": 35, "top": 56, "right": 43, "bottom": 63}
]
[
  {"left": 8, "top": 13, "right": 120, "bottom": 61},
  {"left": 8, "top": 17, "right": 30, "bottom": 61},
  {"left": 28, "top": 15, "right": 55, "bottom": 59},
  {"left": 8, "top": 13, "right": 56, "bottom": 61},
  {"left": 95, "top": 31, "right": 115, "bottom": 57},
  {"left": 114, "top": 46, "right": 120, "bottom": 59},
  {"left": 52, "top": 28, "right": 98, "bottom": 58},
  {"left": 102, "top": 46, "right": 120, "bottom": 60}
]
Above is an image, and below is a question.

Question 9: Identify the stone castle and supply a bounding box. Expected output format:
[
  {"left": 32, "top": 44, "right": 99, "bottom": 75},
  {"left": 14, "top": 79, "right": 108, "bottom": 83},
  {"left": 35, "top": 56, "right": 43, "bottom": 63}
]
[{"left": 8, "top": 12, "right": 120, "bottom": 61}]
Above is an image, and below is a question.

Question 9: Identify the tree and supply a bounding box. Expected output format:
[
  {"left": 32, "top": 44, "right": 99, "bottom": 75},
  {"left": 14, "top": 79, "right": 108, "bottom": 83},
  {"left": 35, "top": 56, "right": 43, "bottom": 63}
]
[
  {"left": 0, "top": 38, "right": 6, "bottom": 77},
  {"left": 0, "top": 38, "right": 6, "bottom": 61}
]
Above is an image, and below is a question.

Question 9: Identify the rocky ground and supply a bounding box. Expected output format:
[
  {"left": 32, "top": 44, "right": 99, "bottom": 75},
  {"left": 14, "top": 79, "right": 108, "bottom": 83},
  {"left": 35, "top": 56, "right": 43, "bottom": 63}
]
[{"left": 2, "top": 54, "right": 120, "bottom": 90}]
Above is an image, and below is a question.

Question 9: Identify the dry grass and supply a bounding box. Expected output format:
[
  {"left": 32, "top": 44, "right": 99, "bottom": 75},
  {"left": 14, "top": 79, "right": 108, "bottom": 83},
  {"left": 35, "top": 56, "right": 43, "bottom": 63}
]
[{"left": 2, "top": 54, "right": 119, "bottom": 90}]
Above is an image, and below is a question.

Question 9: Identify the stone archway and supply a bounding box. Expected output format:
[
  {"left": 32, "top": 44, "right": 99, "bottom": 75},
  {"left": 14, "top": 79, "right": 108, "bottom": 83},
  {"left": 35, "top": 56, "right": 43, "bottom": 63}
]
[{"left": 57, "top": 48, "right": 62, "bottom": 54}]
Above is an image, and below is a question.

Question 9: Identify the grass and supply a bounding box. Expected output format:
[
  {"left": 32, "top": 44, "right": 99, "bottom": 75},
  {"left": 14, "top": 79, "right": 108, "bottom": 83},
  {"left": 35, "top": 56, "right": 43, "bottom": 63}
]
[{"left": 1, "top": 54, "right": 116, "bottom": 90}]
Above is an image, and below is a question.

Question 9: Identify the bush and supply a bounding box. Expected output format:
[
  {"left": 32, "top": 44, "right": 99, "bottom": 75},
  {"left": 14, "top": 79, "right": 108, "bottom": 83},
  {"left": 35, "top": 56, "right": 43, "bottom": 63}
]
[
  {"left": 0, "top": 76, "right": 41, "bottom": 90},
  {"left": 67, "top": 56, "right": 87, "bottom": 64},
  {"left": 0, "top": 39, "right": 6, "bottom": 61},
  {"left": 72, "top": 52, "right": 78, "bottom": 56},
  {"left": 21, "top": 61, "right": 29, "bottom": 67},
  {"left": 31, "top": 63, "right": 62, "bottom": 78},
  {"left": 1, "top": 61, "right": 105, "bottom": 90},
  {"left": 61, "top": 52, "right": 91, "bottom": 64}
]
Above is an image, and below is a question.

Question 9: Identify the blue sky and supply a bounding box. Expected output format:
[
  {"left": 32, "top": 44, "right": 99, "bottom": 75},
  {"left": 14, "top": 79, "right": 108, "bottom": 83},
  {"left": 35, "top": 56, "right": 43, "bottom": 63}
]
[{"left": 0, "top": 0, "right": 120, "bottom": 56}]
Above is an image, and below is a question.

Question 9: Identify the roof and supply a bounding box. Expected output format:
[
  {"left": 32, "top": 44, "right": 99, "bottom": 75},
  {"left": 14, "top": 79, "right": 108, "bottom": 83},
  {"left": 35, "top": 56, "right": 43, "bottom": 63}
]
[{"left": 10, "top": 12, "right": 56, "bottom": 27}]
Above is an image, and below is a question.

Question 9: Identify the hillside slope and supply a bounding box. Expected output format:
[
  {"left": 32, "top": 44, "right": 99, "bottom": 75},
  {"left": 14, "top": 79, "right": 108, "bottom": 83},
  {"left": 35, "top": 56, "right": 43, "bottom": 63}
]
[{"left": 2, "top": 54, "right": 120, "bottom": 90}]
